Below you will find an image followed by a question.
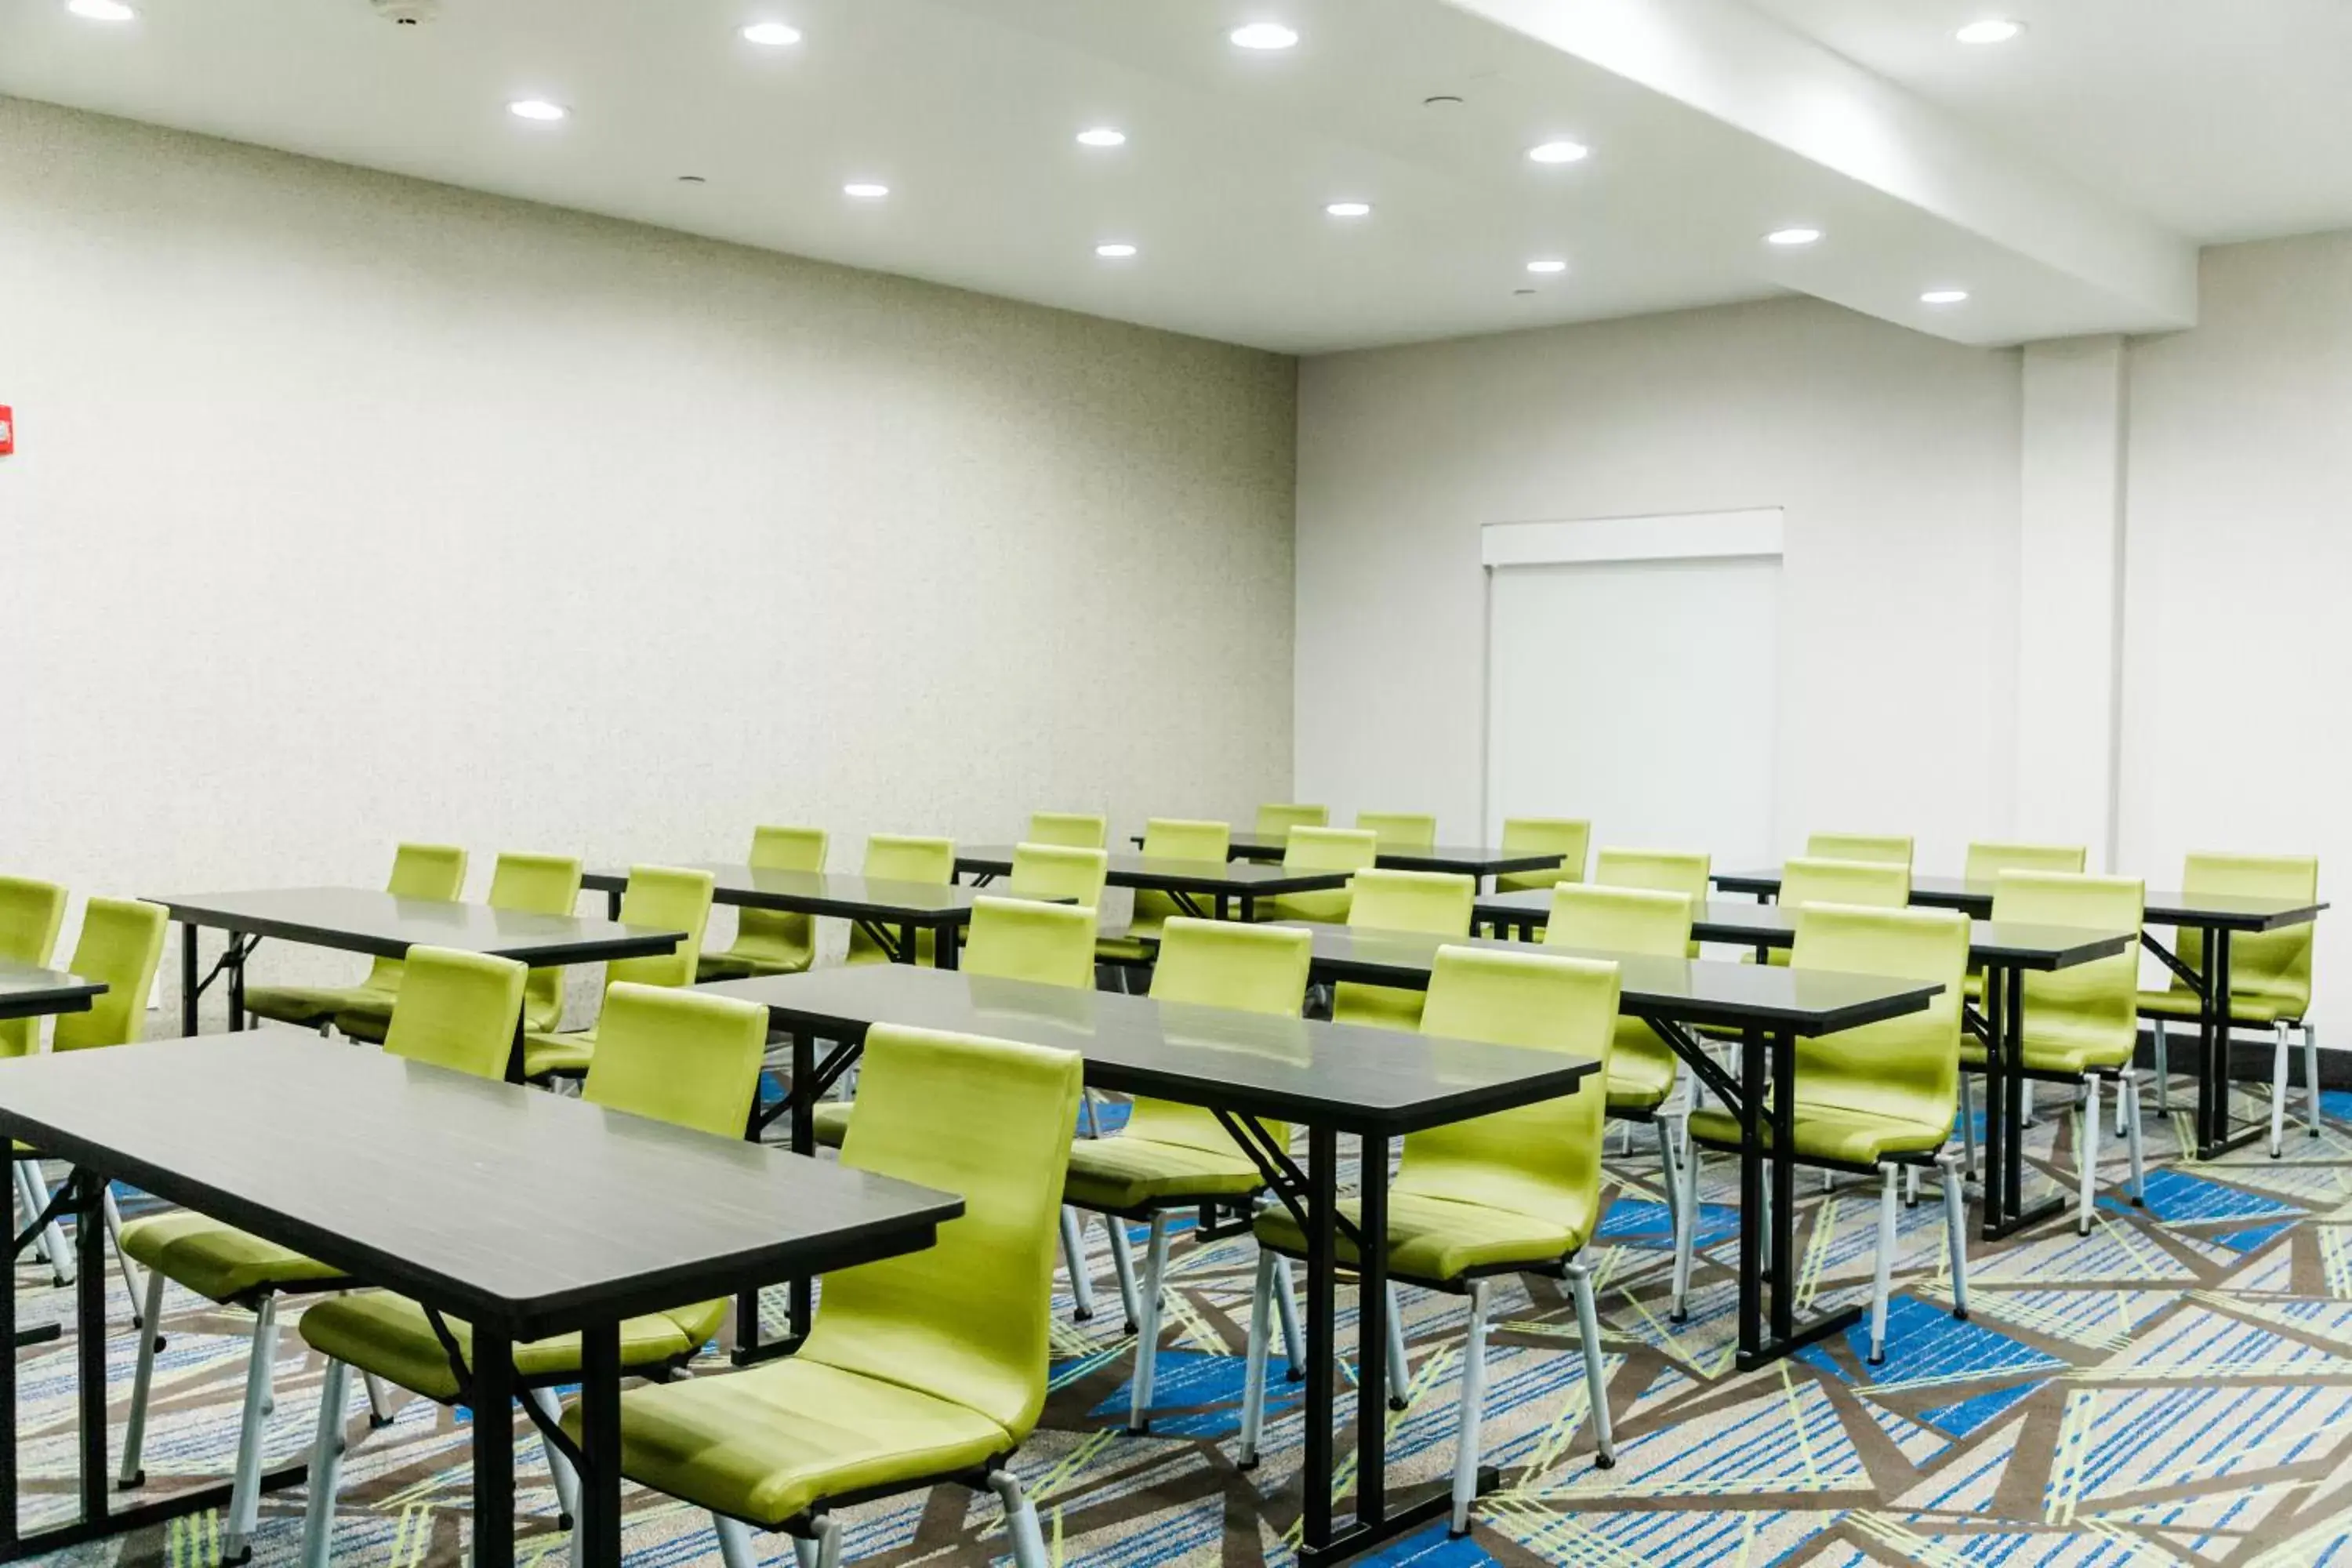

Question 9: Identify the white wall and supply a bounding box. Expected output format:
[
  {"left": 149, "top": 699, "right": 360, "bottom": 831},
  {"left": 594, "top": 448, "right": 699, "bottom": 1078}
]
[
  {"left": 0, "top": 97, "right": 1296, "bottom": 1018},
  {"left": 1295, "top": 296, "right": 2024, "bottom": 871}
]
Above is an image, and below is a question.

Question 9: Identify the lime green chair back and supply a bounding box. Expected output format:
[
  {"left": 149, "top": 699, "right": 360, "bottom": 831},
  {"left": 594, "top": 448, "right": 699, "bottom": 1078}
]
[
  {"left": 1356, "top": 812, "right": 1437, "bottom": 852},
  {"left": 1128, "top": 819, "right": 1232, "bottom": 942},
  {"left": 1806, "top": 833, "right": 1913, "bottom": 867},
  {"left": 609, "top": 866, "right": 715, "bottom": 989},
  {"left": 848, "top": 835, "right": 956, "bottom": 966},
  {"left": 363, "top": 842, "right": 471, "bottom": 997},
  {"left": 1964, "top": 841, "right": 2086, "bottom": 882},
  {"left": 51, "top": 898, "right": 169, "bottom": 1054},
  {"left": 1273, "top": 826, "right": 1381, "bottom": 924},
  {"left": 1255, "top": 804, "right": 1329, "bottom": 838},
  {"left": 583, "top": 983, "right": 768, "bottom": 1138},
  {"left": 728, "top": 826, "right": 828, "bottom": 973},
  {"left": 381, "top": 946, "right": 528, "bottom": 1078},
  {"left": 1791, "top": 904, "right": 1969, "bottom": 1132},
  {"left": 1132, "top": 920, "right": 1311, "bottom": 1159},
  {"left": 488, "top": 851, "right": 584, "bottom": 1032},
  {"left": 2176, "top": 852, "right": 2319, "bottom": 1018},
  {"left": 965, "top": 897, "right": 1098, "bottom": 989},
  {"left": 813, "top": 1023, "right": 1083, "bottom": 1442},
  {"left": 1544, "top": 883, "right": 1691, "bottom": 1104},
  {"left": 1592, "top": 848, "right": 1711, "bottom": 956},
  {"left": 1338, "top": 869, "right": 1475, "bottom": 1031},
  {"left": 1007, "top": 843, "right": 1109, "bottom": 908},
  {"left": 1496, "top": 818, "right": 1592, "bottom": 895},
  {"left": 1404, "top": 946, "right": 1620, "bottom": 1249},
  {"left": 1992, "top": 871, "right": 2144, "bottom": 1070},
  {"left": 1025, "top": 813, "right": 1107, "bottom": 851},
  {"left": 1768, "top": 857, "right": 1911, "bottom": 967},
  {"left": 0, "top": 877, "right": 70, "bottom": 1058}
]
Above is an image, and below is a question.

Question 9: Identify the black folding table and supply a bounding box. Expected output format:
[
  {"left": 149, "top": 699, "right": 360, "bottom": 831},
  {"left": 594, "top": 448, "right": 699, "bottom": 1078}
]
[
  {"left": 954, "top": 846, "right": 1351, "bottom": 920},
  {"left": 583, "top": 866, "right": 992, "bottom": 969}
]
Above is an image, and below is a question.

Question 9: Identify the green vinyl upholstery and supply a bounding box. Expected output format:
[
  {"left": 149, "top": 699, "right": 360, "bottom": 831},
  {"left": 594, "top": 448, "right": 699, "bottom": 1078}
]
[
  {"left": 1988, "top": 872, "right": 2145, "bottom": 1074},
  {"left": 1098, "top": 818, "right": 1228, "bottom": 964},
  {"left": 1356, "top": 812, "right": 1438, "bottom": 852},
  {"left": 846, "top": 835, "right": 956, "bottom": 967},
  {"left": 337, "top": 850, "right": 581, "bottom": 1044},
  {"left": 1495, "top": 818, "right": 1592, "bottom": 895},
  {"left": 0, "top": 877, "right": 68, "bottom": 1058},
  {"left": 1255, "top": 804, "right": 1329, "bottom": 837},
  {"left": 1806, "top": 833, "right": 1914, "bottom": 867},
  {"left": 2137, "top": 852, "right": 2318, "bottom": 1025},
  {"left": 1025, "top": 813, "right": 1108, "bottom": 850},
  {"left": 521, "top": 865, "right": 714, "bottom": 1080},
  {"left": 52, "top": 898, "right": 168, "bottom": 1054},
  {"left": 1007, "top": 842, "right": 1109, "bottom": 907},
  {"left": 1755, "top": 857, "right": 1910, "bottom": 966},
  {"left": 1959, "top": 843, "right": 2085, "bottom": 1003},
  {"left": 1334, "top": 869, "right": 1475, "bottom": 1032},
  {"left": 1592, "top": 848, "right": 1712, "bottom": 957},
  {"left": 1268, "top": 826, "right": 1379, "bottom": 926},
  {"left": 244, "top": 842, "right": 466, "bottom": 1033},
  {"left": 1546, "top": 884, "right": 1692, "bottom": 1113},
  {"left": 699, "top": 827, "right": 827, "bottom": 984}
]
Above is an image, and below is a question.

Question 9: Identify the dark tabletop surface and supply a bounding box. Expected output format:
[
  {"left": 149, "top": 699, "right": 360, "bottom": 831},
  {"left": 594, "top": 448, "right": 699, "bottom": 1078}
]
[
  {"left": 0, "top": 960, "right": 104, "bottom": 1023},
  {"left": 0, "top": 1032, "right": 958, "bottom": 1340},
  {"left": 583, "top": 866, "right": 1004, "bottom": 922},
  {"left": 1272, "top": 923, "right": 1944, "bottom": 1035},
  {"left": 703, "top": 964, "right": 1600, "bottom": 1135},
  {"left": 1472, "top": 893, "right": 2134, "bottom": 970},
  {"left": 151, "top": 887, "right": 684, "bottom": 967},
  {"left": 1152, "top": 832, "right": 1566, "bottom": 877},
  {"left": 1711, "top": 869, "right": 2327, "bottom": 932},
  {"left": 955, "top": 847, "right": 1352, "bottom": 895}
]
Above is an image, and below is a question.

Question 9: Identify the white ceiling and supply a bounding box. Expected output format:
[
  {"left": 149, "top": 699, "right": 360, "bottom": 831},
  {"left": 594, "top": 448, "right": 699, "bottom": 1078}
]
[{"left": 0, "top": 0, "right": 2343, "bottom": 353}]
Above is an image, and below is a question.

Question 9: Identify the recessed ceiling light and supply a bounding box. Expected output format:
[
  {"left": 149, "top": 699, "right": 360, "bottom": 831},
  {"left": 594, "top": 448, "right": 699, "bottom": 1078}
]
[
  {"left": 1325, "top": 201, "right": 1372, "bottom": 218},
  {"left": 507, "top": 99, "right": 567, "bottom": 122},
  {"left": 1766, "top": 227, "right": 1823, "bottom": 247},
  {"left": 1076, "top": 127, "right": 1127, "bottom": 148},
  {"left": 1921, "top": 289, "right": 1970, "bottom": 305},
  {"left": 843, "top": 182, "right": 890, "bottom": 199},
  {"left": 1526, "top": 259, "right": 1568, "bottom": 274},
  {"left": 1526, "top": 140, "right": 1589, "bottom": 165},
  {"left": 1955, "top": 18, "right": 2023, "bottom": 43},
  {"left": 1095, "top": 242, "right": 1138, "bottom": 259},
  {"left": 740, "top": 20, "right": 801, "bottom": 45},
  {"left": 1229, "top": 22, "right": 1298, "bottom": 49},
  {"left": 66, "top": 0, "right": 135, "bottom": 19}
]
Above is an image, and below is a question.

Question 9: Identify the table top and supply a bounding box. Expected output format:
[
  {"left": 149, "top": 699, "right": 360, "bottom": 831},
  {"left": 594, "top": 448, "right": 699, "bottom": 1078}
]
[
  {"left": 1141, "top": 832, "right": 1566, "bottom": 877},
  {"left": 153, "top": 887, "right": 683, "bottom": 967},
  {"left": 1710, "top": 869, "right": 2327, "bottom": 932},
  {"left": 583, "top": 866, "right": 1013, "bottom": 924},
  {"left": 1473, "top": 892, "right": 2134, "bottom": 970},
  {"left": 0, "top": 1032, "right": 958, "bottom": 1340},
  {"left": 0, "top": 960, "right": 103, "bottom": 1024},
  {"left": 1274, "top": 923, "right": 1944, "bottom": 1035},
  {"left": 955, "top": 847, "right": 1353, "bottom": 896},
  {"left": 704, "top": 964, "right": 1600, "bottom": 1136}
]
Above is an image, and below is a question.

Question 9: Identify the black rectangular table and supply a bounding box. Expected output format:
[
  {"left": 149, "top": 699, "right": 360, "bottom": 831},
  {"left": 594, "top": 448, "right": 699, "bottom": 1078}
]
[
  {"left": 703, "top": 963, "right": 1602, "bottom": 1567},
  {"left": 583, "top": 866, "right": 994, "bottom": 970},
  {"left": 154, "top": 888, "right": 683, "bottom": 1079},
  {"left": 0, "top": 961, "right": 102, "bottom": 1025},
  {"left": 954, "top": 846, "right": 1352, "bottom": 920},
  {"left": 1132, "top": 833, "right": 1566, "bottom": 888},
  {"left": 1713, "top": 869, "right": 2327, "bottom": 1160},
  {"left": 0, "top": 1033, "right": 957, "bottom": 1565}
]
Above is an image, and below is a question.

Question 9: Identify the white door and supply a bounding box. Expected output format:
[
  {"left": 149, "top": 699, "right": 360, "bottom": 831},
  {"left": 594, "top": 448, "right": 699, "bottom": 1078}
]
[{"left": 1484, "top": 549, "right": 1780, "bottom": 869}]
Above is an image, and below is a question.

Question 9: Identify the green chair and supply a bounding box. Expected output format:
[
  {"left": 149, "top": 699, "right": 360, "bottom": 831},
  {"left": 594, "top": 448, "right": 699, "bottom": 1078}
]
[
  {"left": 1806, "top": 833, "right": 1914, "bottom": 867},
  {"left": 2, "top": 876, "right": 71, "bottom": 1283},
  {"left": 569, "top": 1022, "right": 1081, "bottom": 1568},
  {"left": 298, "top": 983, "right": 769, "bottom": 1563},
  {"left": 1495, "top": 818, "right": 1592, "bottom": 895},
  {"left": 1959, "top": 844, "right": 2086, "bottom": 1008},
  {"left": 243, "top": 843, "right": 467, "bottom": 1034},
  {"left": 1757, "top": 857, "right": 1911, "bottom": 965},
  {"left": 1239, "top": 946, "right": 1623, "bottom": 1527},
  {"left": 1357, "top": 811, "right": 1438, "bottom": 852},
  {"left": 1256, "top": 803, "right": 1329, "bottom": 839},
  {"left": 1593, "top": 848, "right": 1712, "bottom": 957},
  {"left": 1268, "top": 825, "right": 1380, "bottom": 925},
  {"left": 699, "top": 827, "right": 827, "bottom": 983},
  {"left": 1334, "top": 869, "right": 1475, "bottom": 1032},
  {"left": 335, "top": 851, "right": 581, "bottom": 1044},
  {"left": 119, "top": 946, "right": 526, "bottom": 1560},
  {"left": 1546, "top": 884, "right": 1693, "bottom": 1229},
  {"left": 1007, "top": 841, "right": 1109, "bottom": 908},
  {"left": 2137, "top": 852, "right": 2320, "bottom": 1155},
  {"left": 1063, "top": 919, "right": 1313, "bottom": 1432},
  {"left": 521, "top": 865, "right": 714, "bottom": 1080},
  {"left": 845, "top": 834, "right": 956, "bottom": 967},
  {"left": 1097, "top": 818, "right": 1229, "bottom": 975},
  {"left": 1025, "top": 812, "right": 1108, "bottom": 850},
  {"left": 1679, "top": 904, "right": 1972, "bottom": 1360}
]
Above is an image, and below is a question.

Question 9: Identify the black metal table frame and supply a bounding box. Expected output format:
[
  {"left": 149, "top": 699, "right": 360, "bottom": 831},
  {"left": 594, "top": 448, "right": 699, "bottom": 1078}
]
[
  {"left": 596, "top": 885, "right": 965, "bottom": 972},
  {"left": 960, "top": 866, "right": 1261, "bottom": 923}
]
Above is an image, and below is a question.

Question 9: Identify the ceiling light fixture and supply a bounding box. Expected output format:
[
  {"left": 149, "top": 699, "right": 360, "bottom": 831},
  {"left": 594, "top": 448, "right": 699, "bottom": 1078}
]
[
  {"left": 1526, "top": 140, "right": 1589, "bottom": 165},
  {"left": 1921, "top": 288, "right": 1970, "bottom": 304},
  {"left": 507, "top": 99, "right": 568, "bottom": 122},
  {"left": 1526, "top": 259, "right": 1568, "bottom": 274},
  {"left": 740, "top": 20, "right": 801, "bottom": 45},
  {"left": 66, "top": 0, "right": 135, "bottom": 19},
  {"left": 1325, "top": 201, "right": 1372, "bottom": 218},
  {"left": 843, "top": 182, "right": 890, "bottom": 198},
  {"left": 1766, "top": 227, "right": 1823, "bottom": 246},
  {"left": 1229, "top": 22, "right": 1298, "bottom": 49},
  {"left": 1095, "top": 242, "right": 1138, "bottom": 259},
  {"left": 1955, "top": 18, "right": 2023, "bottom": 42},
  {"left": 1076, "top": 127, "right": 1127, "bottom": 147}
]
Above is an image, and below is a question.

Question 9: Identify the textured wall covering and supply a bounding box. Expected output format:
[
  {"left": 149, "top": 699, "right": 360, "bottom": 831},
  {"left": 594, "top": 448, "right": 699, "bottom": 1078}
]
[{"left": 0, "top": 96, "right": 1296, "bottom": 1016}]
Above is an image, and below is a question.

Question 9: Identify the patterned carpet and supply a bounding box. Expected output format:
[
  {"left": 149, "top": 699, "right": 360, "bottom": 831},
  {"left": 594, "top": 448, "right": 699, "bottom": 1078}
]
[{"left": 12, "top": 1081, "right": 2352, "bottom": 1566}]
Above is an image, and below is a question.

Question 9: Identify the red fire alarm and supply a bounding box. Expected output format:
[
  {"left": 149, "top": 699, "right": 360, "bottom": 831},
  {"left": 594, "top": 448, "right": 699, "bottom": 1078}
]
[{"left": 0, "top": 406, "right": 13, "bottom": 457}]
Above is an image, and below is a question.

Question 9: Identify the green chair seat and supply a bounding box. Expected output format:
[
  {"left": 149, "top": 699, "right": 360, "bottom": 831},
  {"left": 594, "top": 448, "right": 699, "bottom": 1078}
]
[
  {"left": 811, "top": 1100, "right": 852, "bottom": 1148},
  {"left": 521, "top": 1029, "right": 597, "bottom": 1078},
  {"left": 1604, "top": 1044, "right": 1675, "bottom": 1113},
  {"left": 1062, "top": 1138, "right": 1262, "bottom": 1213},
  {"left": 117, "top": 1212, "right": 342, "bottom": 1303},
  {"left": 1688, "top": 1102, "right": 1949, "bottom": 1167},
  {"left": 247, "top": 982, "right": 397, "bottom": 1031},
  {"left": 1254, "top": 1189, "right": 1586, "bottom": 1284},
  {"left": 1092, "top": 935, "right": 1153, "bottom": 964},
  {"left": 695, "top": 952, "right": 804, "bottom": 983},
  {"left": 563, "top": 1356, "right": 1014, "bottom": 1529},
  {"left": 2136, "top": 987, "right": 2299, "bottom": 1024},
  {"left": 299, "top": 1291, "right": 721, "bottom": 1403}
]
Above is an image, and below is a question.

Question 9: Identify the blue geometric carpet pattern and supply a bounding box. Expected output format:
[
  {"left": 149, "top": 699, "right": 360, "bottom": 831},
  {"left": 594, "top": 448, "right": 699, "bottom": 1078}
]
[{"left": 13, "top": 1080, "right": 2352, "bottom": 1565}]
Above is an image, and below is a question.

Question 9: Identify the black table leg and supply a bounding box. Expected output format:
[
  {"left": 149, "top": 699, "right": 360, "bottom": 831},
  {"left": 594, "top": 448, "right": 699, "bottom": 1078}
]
[
  {"left": 936, "top": 920, "right": 960, "bottom": 972},
  {"left": 471, "top": 1331, "right": 514, "bottom": 1568},
  {"left": 1736, "top": 1026, "right": 1764, "bottom": 1364},
  {"left": 1768, "top": 1029, "right": 1796, "bottom": 1346},
  {"left": 789, "top": 1029, "right": 815, "bottom": 1340},
  {"left": 2195, "top": 928, "right": 2257, "bottom": 1159},
  {"left": 1301, "top": 1125, "right": 1338, "bottom": 1552},
  {"left": 1977, "top": 964, "right": 2007, "bottom": 1236},
  {"left": 0, "top": 1152, "right": 14, "bottom": 1550},
  {"left": 605, "top": 889, "right": 622, "bottom": 921},
  {"left": 900, "top": 923, "right": 918, "bottom": 966},
  {"left": 1356, "top": 1131, "right": 1389, "bottom": 1527},
  {"left": 179, "top": 922, "right": 198, "bottom": 1036},
  {"left": 73, "top": 1172, "right": 105, "bottom": 1528},
  {"left": 579, "top": 1323, "right": 622, "bottom": 1568},
  {"left": 227, "top": 931, "right": 246, "bottom": 1032},
  {"left": 1216, "top": 893, "right": 1232, "bottom": 920},
  {"left": 1242, "top": 895, "right": 1258, "bottom": 923}
]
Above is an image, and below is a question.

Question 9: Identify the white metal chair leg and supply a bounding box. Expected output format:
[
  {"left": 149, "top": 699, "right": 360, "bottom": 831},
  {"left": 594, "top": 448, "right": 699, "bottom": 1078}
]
[
  {"left": 2273, "top": 1022, "right": 2292, "bottom": 1157},
  {"left": 1939, "top": 1150, "right": 1970, "bottom": 1321},
  {"left": 2077, "top": 1073, "right": 2101, "bottom": 1234},
  {"left": 1449, "top": 1280, "right": 1491, "bottom": 1534},
  {"left": 1080, "top": 1090, "right": 1102, "bottom": 1140},
  {"left": 224, "top": 1295, "right": 281, "bottom": 1560},
  {"left": 524, "top": 1387, "right": 579, "bottom": 1527},
  {"left": 798, "top": 1515, "right": 843, "bottom": 1568},
  {"left": 1272, "top": 1254, "right": 1305, "bottom": 1379},
  {"left": 2307, "top": 1022, "right": 2325, "bottom": 1140},
  {"left": 1653, "top": 1114, "right": 1685, "bottom": 1240},
  {"left": 712, "top": 1515, "right": 758, "bottom": 1568},
  {"left": 101, "top": 1185, "right": 145, "bottom": 1328},
  {"left": 1385, "top": 1283, "right": 1410, "bottom": 1410},
  {"left": 1102, "top": 1210, "right": 1141, "bottom": 1332},
  {"left": 1127, "top": 1211, "right": 1172, "bottom": 1433},
  {"left": 2124, "top": 1074, "right": 2147, "bottom": 1205},
  {"left": 1566, "top": 1259, "right": 1614, "bottom": 1468},
  {"left": 1238, "top": 1249, "right": 1276, "bottom": 1467},
  {"left": 2022, "top": 1078, "right": 2037, "bottom": 1127},
  {"left": 363, "top": 1371, "right": 400, "bottom": 1428},
  {"left": 1058, "top": 1207, "right": 1097, "bottom": 1322},
  {"left": 1904, "top": 1164, "right": 1920, "bottom": 1207},
  {"left": 118, "top": 1266, "right": 169, "bottom": 1486},
  {"left": 2152, "top": 1019, "right": 2170, "bottom": 1112},
  {"left": 1867, "top": 1163, "right": 1897, "bottom": 1365},
  {"left": 989, "top": 1470, "right": 1051, "bottom": 1568},
  {"left": 296, "top": 1357, "right": 352, "bottom": 1568},
  {"left": 16, "top": 1161, "right": 71, "bottom": 1284},
  {"left": 1670, "top": 1145, "right": 1698, "bottom": 1322},
  {"left": 793, "top": 1532, "right": 821, "bottom": 1568}
]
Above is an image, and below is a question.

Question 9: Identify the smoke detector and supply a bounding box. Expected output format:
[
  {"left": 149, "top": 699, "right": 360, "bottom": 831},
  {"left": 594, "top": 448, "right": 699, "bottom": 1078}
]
[{"left": 369, "top": 0, "right": 441, "bottom": 24}]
